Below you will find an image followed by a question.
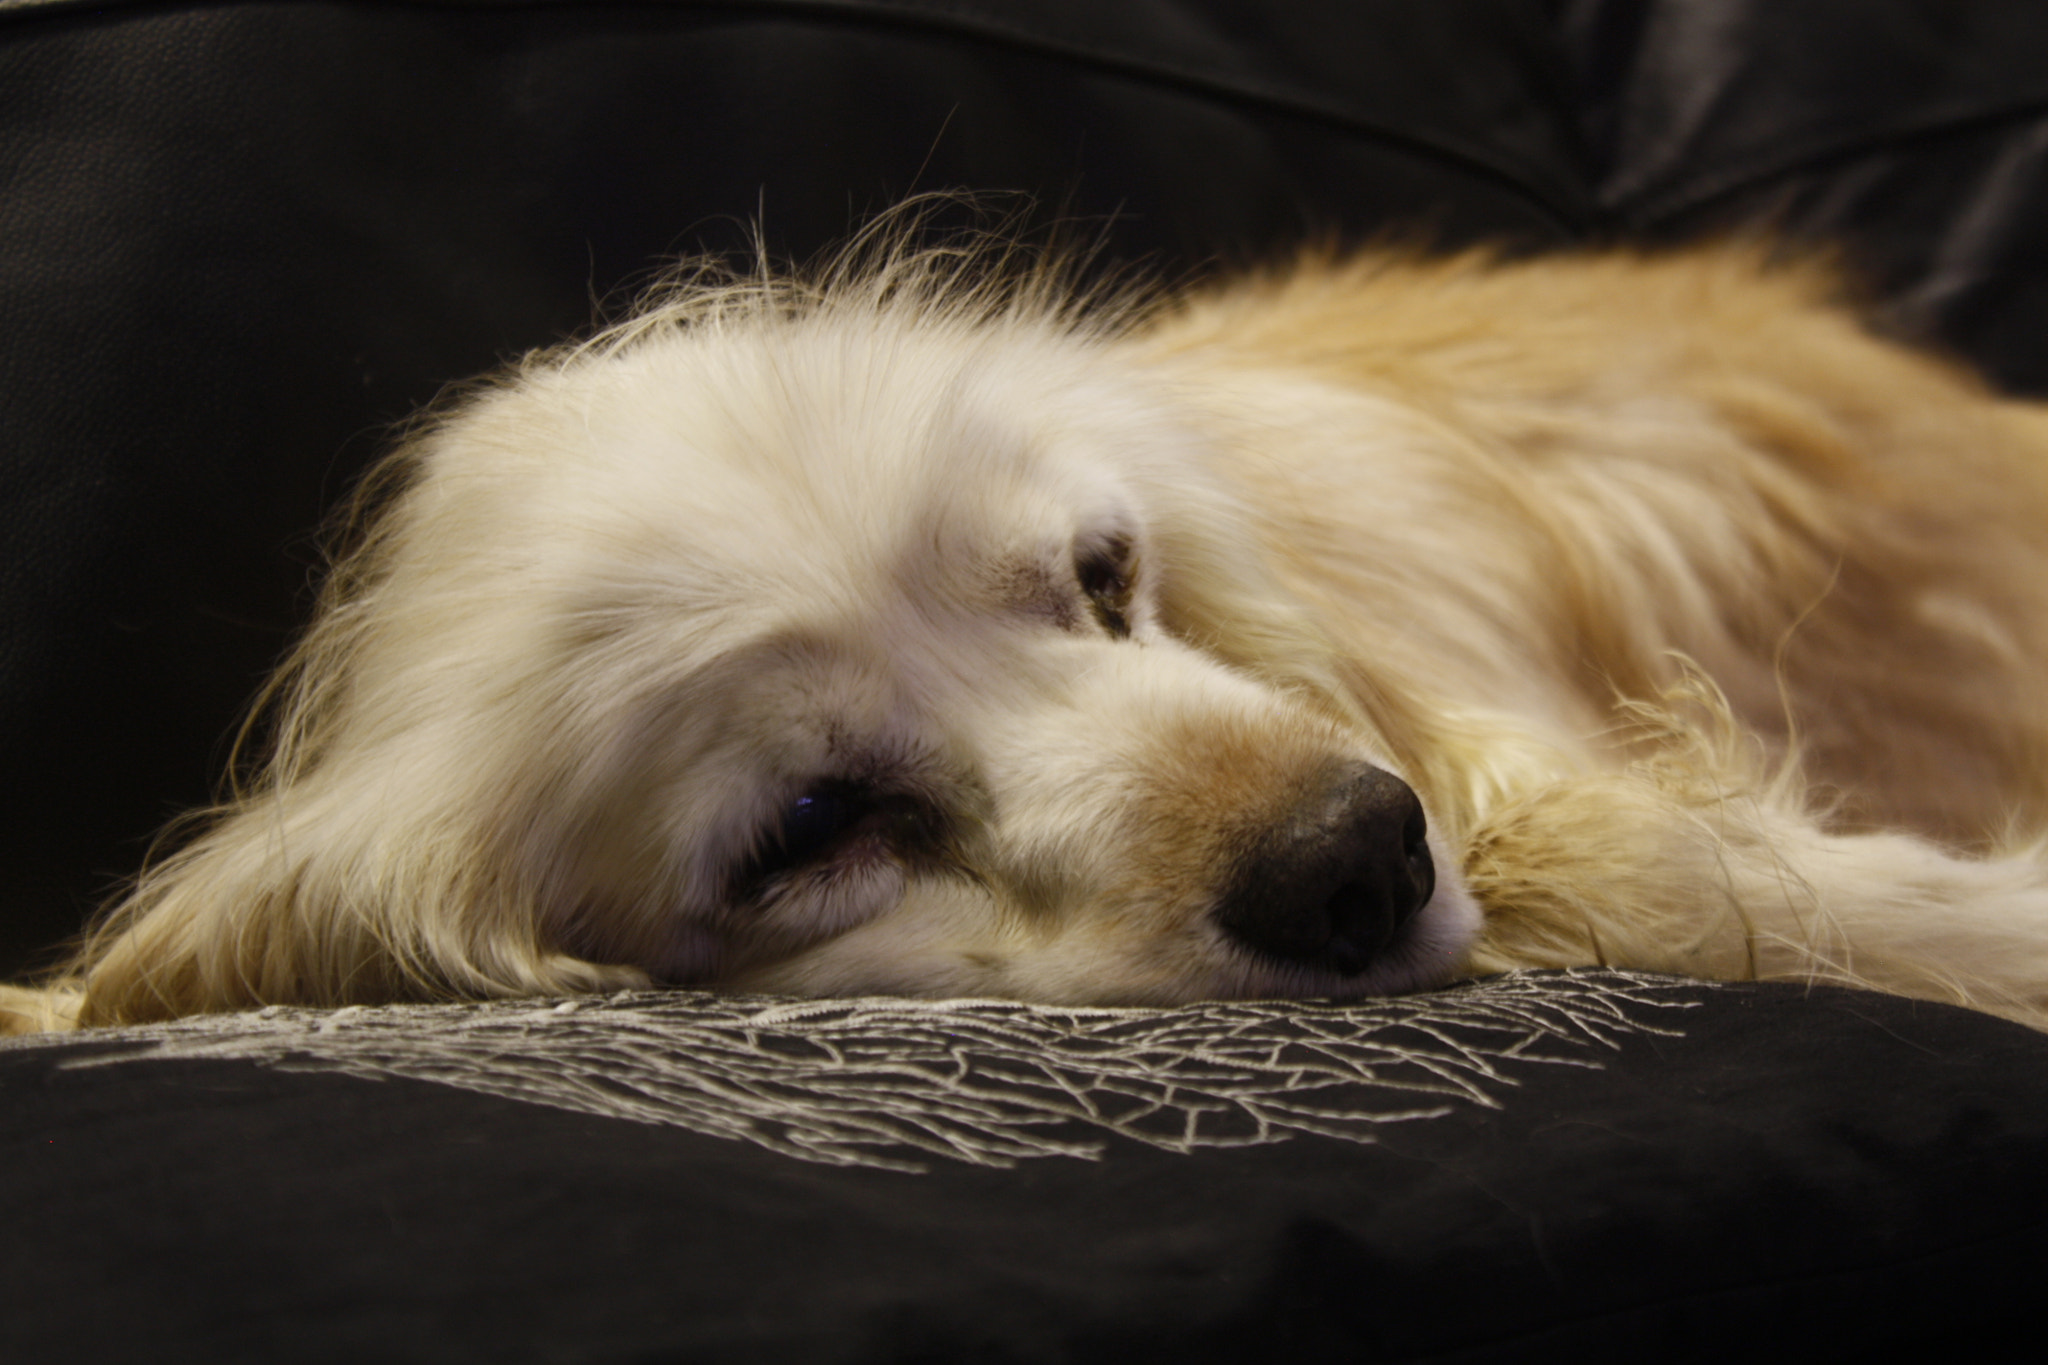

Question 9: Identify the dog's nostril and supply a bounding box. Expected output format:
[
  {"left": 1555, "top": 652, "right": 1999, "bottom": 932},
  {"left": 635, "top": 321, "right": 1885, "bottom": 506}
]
[{"left": 1213, "top": 763, "right": 1435, "bottom": 978}]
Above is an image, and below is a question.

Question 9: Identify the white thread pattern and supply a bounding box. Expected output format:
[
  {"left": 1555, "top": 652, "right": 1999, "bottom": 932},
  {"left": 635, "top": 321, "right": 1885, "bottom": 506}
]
[{"left": 23, "top": 970, "right": 1703, "bottom": 1172}]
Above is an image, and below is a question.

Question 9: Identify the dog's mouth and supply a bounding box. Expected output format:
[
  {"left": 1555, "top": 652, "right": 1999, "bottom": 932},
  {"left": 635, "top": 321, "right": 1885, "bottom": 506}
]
[{"left": 1211, "top": 761, "right": 1438, "bottom": 983}]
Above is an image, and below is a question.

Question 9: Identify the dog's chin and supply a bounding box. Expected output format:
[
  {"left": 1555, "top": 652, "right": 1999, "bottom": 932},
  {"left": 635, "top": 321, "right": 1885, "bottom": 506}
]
[{"left": 699, "top": 872, "right": 1483, "bottom": 1008}]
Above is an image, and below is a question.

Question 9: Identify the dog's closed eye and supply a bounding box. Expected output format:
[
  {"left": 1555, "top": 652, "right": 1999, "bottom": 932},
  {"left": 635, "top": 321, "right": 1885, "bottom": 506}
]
[
  {"left": 744, "top": 784, "right": 938, "bottom": 893},
  {"left": 1075, "top": 533, "right": 1136, "bottom": 639}
]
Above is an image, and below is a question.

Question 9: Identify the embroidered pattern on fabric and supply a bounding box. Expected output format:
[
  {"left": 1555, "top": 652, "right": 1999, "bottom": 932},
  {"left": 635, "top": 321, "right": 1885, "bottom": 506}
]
[{"left": 28, "top": 970, "right": 1702, "bottom": 1172}]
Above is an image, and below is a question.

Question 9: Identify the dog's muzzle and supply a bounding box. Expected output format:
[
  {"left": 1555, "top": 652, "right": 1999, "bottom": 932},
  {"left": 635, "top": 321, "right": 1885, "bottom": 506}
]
[{"left": 1213, "top": 762, "right": 1435, "bottom": 977}]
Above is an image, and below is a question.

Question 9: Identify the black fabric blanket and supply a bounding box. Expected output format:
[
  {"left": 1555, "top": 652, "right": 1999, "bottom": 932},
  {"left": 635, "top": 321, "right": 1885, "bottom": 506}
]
[{"left": 9, "top": 970, "right": 2048, "bottom": 1361}]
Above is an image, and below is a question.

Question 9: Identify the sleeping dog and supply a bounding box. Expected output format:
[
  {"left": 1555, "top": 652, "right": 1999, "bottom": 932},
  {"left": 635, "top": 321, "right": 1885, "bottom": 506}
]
[{"left": 9, "top": 224, "right": 2048, "bottom": 1033}]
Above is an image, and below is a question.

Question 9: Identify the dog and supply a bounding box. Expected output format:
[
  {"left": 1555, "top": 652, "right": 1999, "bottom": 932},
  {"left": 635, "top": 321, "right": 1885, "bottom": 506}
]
[{"left": 9, "top": 223, "right": 2048, "bottom": 1036}]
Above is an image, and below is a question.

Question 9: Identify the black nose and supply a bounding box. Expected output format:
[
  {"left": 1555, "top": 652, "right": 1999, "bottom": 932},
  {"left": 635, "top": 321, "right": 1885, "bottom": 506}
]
[{"left": 1213, "top": 762, "right": 1435, "bottom": 976}]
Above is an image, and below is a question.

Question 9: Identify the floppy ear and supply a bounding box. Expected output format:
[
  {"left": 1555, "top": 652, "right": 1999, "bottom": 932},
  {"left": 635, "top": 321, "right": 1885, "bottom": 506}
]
[
  {"left": 65, "top": 777, "right": 652, "bottom": 1028},
  {"left": 74, "top": 796, "right": 435, "bottom": 1025}
]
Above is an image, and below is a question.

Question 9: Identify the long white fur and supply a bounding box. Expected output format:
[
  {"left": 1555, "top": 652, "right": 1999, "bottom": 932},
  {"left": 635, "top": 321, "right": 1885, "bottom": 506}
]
[{"left": 8, "top": 218, "right": 2048, "bottom": 1034}]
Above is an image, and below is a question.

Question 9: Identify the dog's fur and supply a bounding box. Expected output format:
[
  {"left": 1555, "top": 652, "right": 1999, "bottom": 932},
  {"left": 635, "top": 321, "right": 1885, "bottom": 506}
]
[{"left": 10, "top": 227, "right": 2048, "bottom": 1036}]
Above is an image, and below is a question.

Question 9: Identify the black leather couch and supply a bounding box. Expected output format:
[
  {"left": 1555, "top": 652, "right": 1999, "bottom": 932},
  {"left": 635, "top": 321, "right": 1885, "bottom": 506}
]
[{"left": 6, "top": 3, "right": 2048, "bottom": 1360}]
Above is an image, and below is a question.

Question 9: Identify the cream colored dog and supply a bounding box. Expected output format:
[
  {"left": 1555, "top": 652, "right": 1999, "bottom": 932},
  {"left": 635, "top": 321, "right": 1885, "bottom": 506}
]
[{"left": 10, "top": 227, "right": 2048, "bottom": 1034}]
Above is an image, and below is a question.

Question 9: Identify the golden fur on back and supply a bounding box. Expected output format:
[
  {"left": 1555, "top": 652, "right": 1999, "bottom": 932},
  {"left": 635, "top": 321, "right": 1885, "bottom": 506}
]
[{"left": 9, "top": 229, "right": 2048, "bottom": 1035}]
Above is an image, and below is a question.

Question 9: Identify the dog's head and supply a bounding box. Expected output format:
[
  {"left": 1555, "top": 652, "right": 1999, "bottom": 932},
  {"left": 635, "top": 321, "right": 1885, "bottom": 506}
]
[{"left": 80, "top": 261, "right": 1480, "bottom": 1020}]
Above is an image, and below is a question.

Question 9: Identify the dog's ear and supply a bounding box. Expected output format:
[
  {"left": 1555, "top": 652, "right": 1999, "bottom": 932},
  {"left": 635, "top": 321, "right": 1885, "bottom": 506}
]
[
  {"left": 67, "top": 790, "right": 648, "bottom": 1026},
  {"left": 74, "top": 802, "right": 420, "bottom": 1024}
]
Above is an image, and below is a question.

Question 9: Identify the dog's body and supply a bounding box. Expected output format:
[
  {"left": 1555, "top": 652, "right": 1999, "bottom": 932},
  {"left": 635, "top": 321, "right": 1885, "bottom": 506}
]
[{"left": 10, "top": 237, "right": 2048, "bottom": 1035}]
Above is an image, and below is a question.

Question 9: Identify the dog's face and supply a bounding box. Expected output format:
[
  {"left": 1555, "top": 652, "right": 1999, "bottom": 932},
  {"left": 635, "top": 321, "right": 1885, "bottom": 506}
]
[{"left": 358, "top": 303, "right": 1478, "bottom": 1005}]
